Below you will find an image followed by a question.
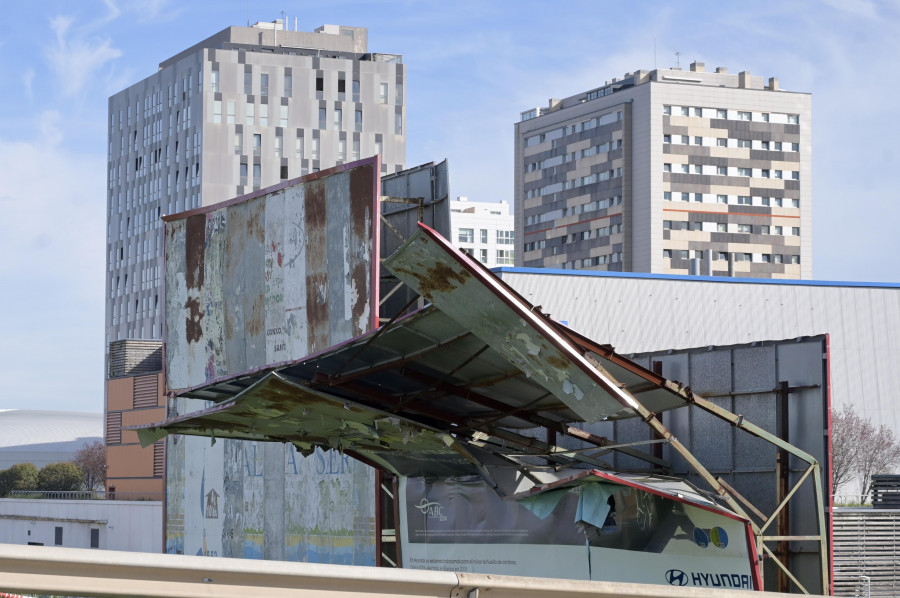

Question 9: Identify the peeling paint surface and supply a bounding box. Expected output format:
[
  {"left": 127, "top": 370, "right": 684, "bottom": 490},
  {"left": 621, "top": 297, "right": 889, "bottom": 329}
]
[
  {"left": 163, "top": 161, "right": 380, "bottom": 565},
  {"left": 165, "top": 162, "right": 379, "bottom": 392}
]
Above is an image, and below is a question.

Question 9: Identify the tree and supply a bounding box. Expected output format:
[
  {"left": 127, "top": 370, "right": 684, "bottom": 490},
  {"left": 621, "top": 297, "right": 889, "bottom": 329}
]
[
  {"left": 74, "top": 440, "right": 107, "bottom": 491},
  {"left": 37, "top": 462, "right": 84, "bottom": 493},
  {"left": 831, "top": 403, "right": 900, "bottom": 498},
  {"left": 0, "top": 463, "right": 39, "bottom": 496}
]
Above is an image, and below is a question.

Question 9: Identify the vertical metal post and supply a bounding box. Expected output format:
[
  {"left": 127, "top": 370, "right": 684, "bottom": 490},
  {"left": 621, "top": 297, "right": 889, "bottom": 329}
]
[
  {"left": 776, "top": 380, "right": 790, "bottom": 592},
  {"left": 813, "top": 463, "right": 830, "bottom": 595},
  {"left": 651, "top": 361, "right": 665, "bottom": 463}
]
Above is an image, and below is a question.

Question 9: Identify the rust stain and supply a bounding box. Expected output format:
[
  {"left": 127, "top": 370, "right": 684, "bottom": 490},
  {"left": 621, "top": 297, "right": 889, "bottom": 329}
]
[
  {"left": 349, "top": 164, "right": 373, "bottom": 239},
  {"left": 546, "top": 355, "right": 569, "bottom": 370},
  {"left": 306, "top": 272, "right": 329, "bottom": 352},
  {"left": 185, "top": 214, "right": 206, "bottom": 289},
  {"left": 185, "top": 296, "right": 204, "bottom": 343},
  {"left": 247, "top": 197, "right": 265, "bottom": 243},
  {"left": 393, "top": 261, "right": 467, "bottom": 300},
  {"left": 247, "top": 294, "right": 265, "bottom": 337}
]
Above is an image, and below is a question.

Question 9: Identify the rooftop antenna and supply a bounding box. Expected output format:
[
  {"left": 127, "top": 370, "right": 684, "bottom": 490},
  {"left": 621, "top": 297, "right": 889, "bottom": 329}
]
[{"left": 675, "top": 51, "right": 681, "bottom": 69}]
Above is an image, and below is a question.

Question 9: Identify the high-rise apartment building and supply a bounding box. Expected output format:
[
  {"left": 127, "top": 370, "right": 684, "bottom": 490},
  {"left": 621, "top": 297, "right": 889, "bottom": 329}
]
[
  {"left": 514, "top": 62, "right": 810, "bottom": 278},
  {"left": 106, "top": 21, "right": 406, "bottom": 343},
  {"left": 449, "top": 197, "right": 515, "bottom": 268}
]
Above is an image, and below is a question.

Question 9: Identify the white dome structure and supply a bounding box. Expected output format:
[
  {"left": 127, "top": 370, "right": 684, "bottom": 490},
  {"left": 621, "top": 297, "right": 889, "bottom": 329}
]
[{"left": 0, "top": 410, "right": 103, "bottom": 470}]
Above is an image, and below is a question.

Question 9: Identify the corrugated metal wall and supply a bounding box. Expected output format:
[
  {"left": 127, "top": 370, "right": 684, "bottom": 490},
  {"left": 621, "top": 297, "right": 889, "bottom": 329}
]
[{"left": 498, "top": 271, "right": 900, "bottom": 452}]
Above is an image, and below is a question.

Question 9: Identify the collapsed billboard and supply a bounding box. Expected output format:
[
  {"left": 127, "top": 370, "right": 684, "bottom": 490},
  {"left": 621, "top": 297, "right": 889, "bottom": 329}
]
[{"left": 162, "top": 159, "right": 380, "bottom": 562}]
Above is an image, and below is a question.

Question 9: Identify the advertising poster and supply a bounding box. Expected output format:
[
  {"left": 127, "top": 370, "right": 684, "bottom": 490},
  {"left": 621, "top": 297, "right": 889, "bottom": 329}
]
[{"left": 399, "top": 475, "right": 754, "bottom": 590}]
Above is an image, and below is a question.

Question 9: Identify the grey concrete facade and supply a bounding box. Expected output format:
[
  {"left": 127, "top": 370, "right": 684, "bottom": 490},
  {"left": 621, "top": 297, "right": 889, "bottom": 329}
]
[
  {"left": 515, "top": 62, "right": 811, "bottom": 279},
  {"left": 106, "top": 22, "right": 406, "bottom": 343}
]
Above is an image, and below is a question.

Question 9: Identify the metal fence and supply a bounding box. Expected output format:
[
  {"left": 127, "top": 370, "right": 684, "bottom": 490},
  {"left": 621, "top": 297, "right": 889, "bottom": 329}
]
[
  {"left": 7, "top": 490, "right": 164, "bottom": 501},
  {"left": 833, "top": 508, "right": 900, "bottom": 597}
]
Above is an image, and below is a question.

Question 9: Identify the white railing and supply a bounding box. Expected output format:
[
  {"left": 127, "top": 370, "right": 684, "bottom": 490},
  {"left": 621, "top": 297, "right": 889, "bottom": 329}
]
[{"left": 0, "top": 543, "right": 797, "bottom": 598}]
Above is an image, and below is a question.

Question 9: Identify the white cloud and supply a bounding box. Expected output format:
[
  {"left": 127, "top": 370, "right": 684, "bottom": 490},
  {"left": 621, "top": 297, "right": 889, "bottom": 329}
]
[
  {"left": 45, "top": 14, "right": 122, "bottom": 99},
  {"left": 0, "top": 112, "right": 106, "bottom": 412}
]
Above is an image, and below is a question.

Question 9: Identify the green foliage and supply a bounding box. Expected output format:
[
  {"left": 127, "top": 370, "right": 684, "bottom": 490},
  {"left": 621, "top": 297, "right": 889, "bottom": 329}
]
[
  {"left": 0, "top": 462, "right": 39, "bottom": 496},
  {"left": 37, "top": 462, "right": 84, "bottom": 492}
]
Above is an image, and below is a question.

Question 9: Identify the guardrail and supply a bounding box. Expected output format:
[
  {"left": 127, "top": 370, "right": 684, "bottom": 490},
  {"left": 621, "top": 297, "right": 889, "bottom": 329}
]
[
  {"left": 0, "top": 543, "right": 799, "bottom": 598},
  {"left": 7, "top": 490, "right": 164, "bottom": 501}
]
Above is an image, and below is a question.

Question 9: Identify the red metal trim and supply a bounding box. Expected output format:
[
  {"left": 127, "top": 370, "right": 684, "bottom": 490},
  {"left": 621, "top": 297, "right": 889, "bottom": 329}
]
[
  {"left": 370, "top": 153, "right": 382, "bottom": 333},
  {"left": 744, "top": 523, "right": 763, "bottom": 591}
]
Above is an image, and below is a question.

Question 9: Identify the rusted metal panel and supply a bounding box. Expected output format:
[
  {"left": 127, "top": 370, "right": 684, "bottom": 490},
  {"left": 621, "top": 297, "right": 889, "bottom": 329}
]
[{"left": 164, "top": 159, "right": 380, "bottom": 392}]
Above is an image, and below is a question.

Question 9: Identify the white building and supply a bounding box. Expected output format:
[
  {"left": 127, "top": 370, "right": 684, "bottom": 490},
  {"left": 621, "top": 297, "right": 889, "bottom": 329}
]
[
  {"left": 515, "top": 62, "right": 811, "bottom": 279},
  {"left": 0, "top": 498, "right": 161, "bottom": 552},
  {"left": 106, "top": 20, "right": 406, "bottom": 343},
  {"left": 449, "top": 197, "right": 514, "bottom": 268}
]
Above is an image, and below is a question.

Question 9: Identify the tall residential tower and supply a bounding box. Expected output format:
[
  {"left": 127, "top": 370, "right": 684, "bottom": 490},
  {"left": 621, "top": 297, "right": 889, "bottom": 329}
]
[
  {"left": 515, "top": 62, "right": 810, "bottom": 278},
  {"left": 106, "top": 21, "right": 406, "bottom": 343}
]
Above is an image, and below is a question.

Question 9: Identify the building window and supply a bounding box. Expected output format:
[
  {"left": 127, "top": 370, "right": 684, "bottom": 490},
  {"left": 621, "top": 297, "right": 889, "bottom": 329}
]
[
  {"left": 716, "top": 109, "right": 727, "bottom": 119},
  {"left": 717, "top": 252, "right": 728, "bottom": 261},
  {"left": 737, "top": 195, "right": 751, "bottom": 205},
  {"left": 243, "top": 71, "right": 252, "bottom": 95},
  {"left": 791, "top": 199, "right": 800, "bottom": 208},
  {"left": 681, "top": 192, "right": 690, "bottom": 202},
  {"left": 737, "top": 139, "right": 751, "bottom": 148},
  {"left": 774, "top": 170, "right": 783, "bottom": 179},
  {"left": 761, "top": 253, "right": 771, "bottom": 263},
  {"left": 774, "top": 226, "right": 783, "bottom": 235},
  {"left": 717, "top": 166, "right": 727, "bottom": 176},
  {"left": 355, "top": 110, "right": 363, "bottom": 132},
  {"left": 679, "top": 106, "right": 689, "bottom": 116},
  {"left": 663, "top": 192, "right": 672, "bottom": 201},
  {"left": 774, "top": 254, "right": 784, "bottom": 263},
  {"left": 212, "top": 100, "right": 221, "bottom": 123},
  {"left": 791, "top": 171, "right": 800, "bottom": 180},
  {"left": 663, "top": 134, "right": 671, "bottom": 144},
  {"left": 239, "top": 162, "right": 248, "bottom": 185},
  {"left": 274, "top": 134, "right": 283, "bottom": 157},
  {"left": 790, "top": 255, "right": 801, "bottom": 264},
  {"left": 788, "top": 114, "right": 799, "bottom": 124},
  {"left": 479, "top": 229, "right": 488, "bottom": 243},
  {"left": 318, "top": 107, "right": 326, "bottom": 129},
  {"left": 260, "top": 104, "right": 268, "bottom": 126},
  {"left": 694, "top": 193, "right": 702, "bottom": 202},
  {"left": 395, "top": 113, "right": 402, "bottom": 135},
  {"left": 694, "top": 136, "right": 703, "bottom": 146},
  {"left": 717, "top": 194, "right": 728, "bottom": 204},
  {"left": 252, "top": 163, "right": 261, "bottom": 186},
  {"left": 352, "top": 139, "right": 360, "bottom": 160},
  {"left": 716, "top": 138, "right": 727, "bottom": 147},
  {"left": 663, "top": 105, "right": 672, "bottom": 115},
  {"left": 280, "top": 106, "right": 288, "bottom": 127},
  {"left": 226, "top": 101, "right": 235, "bottom": 124},
  {"left": 252, "top": 134, "right": 261, "bottom": 156},
  {"left": 678, "top": 164, "right": 689, "bottom": 174},
  {"left": 246, "top": 103, "right": 254, "bottom": 125},
  {"left": 761, "top": 141, "right": 770, "bottom": 150},
  {"left": 663, "top": 249, "right": 672, "bottom": 258},
  {"left": 792, "top": 227, "right": 800, "bottom": 236},
  {"left": 211, "top": 69, "right": 219, "bottom": 93},
  {"left": 295, "top": 136, "right": 303, "bottom": 159},
  {"left": 260, "top": 73, "right": 269, "bottom": 97},
  {"left": 773, "top": 197, "right": 783, "bottom": 207},
  {"left": 663, "top": 163, "right": 672, "bottom": 172},
  {"left": 479, "top": 249, "right": 488, "bottom": 262},
  {"left": 311, "top": 138, "right": 319, "bottom": 160},
  {"left": 738, "top": 167, "right": 752, "bottom": 177},
  {"left": 761, "top": 169, "right": 770, "bottom": 178},
  {"left": 738, "top": 224, "right": 752, "bottom": 233},
  {"left": 693, "top": 107, "right": 702, "bottom": 117},
  {"left": 379, "top": 82, "right": 388, "bottom": 104},
  {"left": 284, "top": 73, "right": 292, "bottom": 97},
  {"left": 663, "top": 220, "right": 672, "bottom": 230},
  {"left": 738, "top": 111, "right": 751, "bottom": 121},
  {"left": 717, "top": 223, "right": 727, "bottom": 232},
  {"left": 352, "top": 80, "right": 360, "bottom": 102},
  {"left": 760, "top": 225, "right": 770, "bottom": 234},
  {"left": 458, "top": 228, "right": 474, "bottom": 243},
  {"left": 791, "top": 143, "right": 800, "bottom": 152},
  {"left": 680, "top": 135, "right": 689, "bottom": 144},
  {"left": 55, "top": 527, "right": 63, "bottom": 546},
  {"left": 333, "top": 108, "right": 342, "bottom": 131},
  {"left": 496, "top": 250, "right": 513, "bottom": 265},
  {"left": 315, "top": 76, "right": 324, "bottom": 98},
  {"left": 90, "top": 529, "right": 100, "bottom": 549},
  {"left": 338, "top": 139, "right": 346, "bottom": 162}
]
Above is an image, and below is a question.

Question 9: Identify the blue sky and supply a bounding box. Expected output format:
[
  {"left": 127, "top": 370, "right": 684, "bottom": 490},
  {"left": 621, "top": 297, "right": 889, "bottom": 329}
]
[{"left": 0, "top": 0, "right": 898, "bottom": 413}]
